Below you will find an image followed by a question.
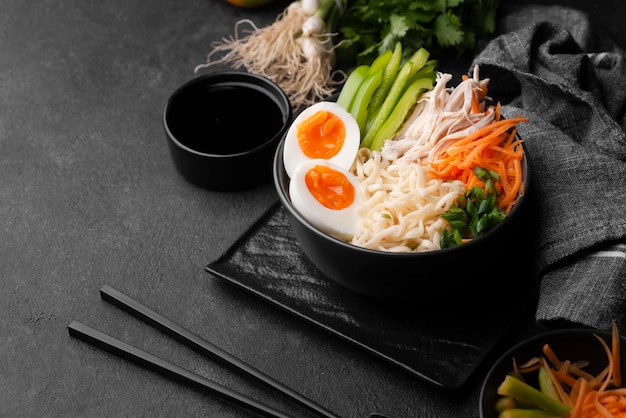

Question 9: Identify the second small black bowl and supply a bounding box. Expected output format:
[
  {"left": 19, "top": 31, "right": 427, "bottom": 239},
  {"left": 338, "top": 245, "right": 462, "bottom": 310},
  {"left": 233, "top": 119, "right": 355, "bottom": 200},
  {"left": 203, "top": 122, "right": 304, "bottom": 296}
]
[
  {"left": 164, "top": 72, "right": 292, "bottom": 191},
  {"left": 480, "top": 328, "right": 626, "bottom": 418}
]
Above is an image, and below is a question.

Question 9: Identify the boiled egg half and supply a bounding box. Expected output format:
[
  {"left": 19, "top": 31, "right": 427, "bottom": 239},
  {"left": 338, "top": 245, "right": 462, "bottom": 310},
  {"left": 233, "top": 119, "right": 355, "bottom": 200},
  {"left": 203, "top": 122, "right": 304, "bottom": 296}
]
[
  {"left": 289, "top": 159, "right": 362, "bottom": 241},
  {"left": 283, "top": 101, "right": 360, "bottom": 179}
]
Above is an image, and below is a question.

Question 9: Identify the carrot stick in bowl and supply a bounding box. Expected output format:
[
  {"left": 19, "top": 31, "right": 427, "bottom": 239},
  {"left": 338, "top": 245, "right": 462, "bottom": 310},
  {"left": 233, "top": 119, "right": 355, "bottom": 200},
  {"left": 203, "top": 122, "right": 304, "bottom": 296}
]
[
  {"left": 496, "top": 321, "right": 626, "bottom": 418},
  {"left": 428, "top": 115, "right": 528, "bottom": 214}
]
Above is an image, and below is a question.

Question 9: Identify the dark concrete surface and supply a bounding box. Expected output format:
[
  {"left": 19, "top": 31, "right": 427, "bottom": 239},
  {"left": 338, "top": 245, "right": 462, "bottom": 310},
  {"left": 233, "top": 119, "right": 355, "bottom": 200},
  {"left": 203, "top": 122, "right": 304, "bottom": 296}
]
[{"left": 0, "top": 1, "right": 623, "bottom": 417}]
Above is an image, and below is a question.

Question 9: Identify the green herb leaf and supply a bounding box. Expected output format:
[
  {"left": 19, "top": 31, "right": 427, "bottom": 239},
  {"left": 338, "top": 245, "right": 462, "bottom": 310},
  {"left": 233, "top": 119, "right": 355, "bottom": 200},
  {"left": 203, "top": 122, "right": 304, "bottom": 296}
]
[
  {"left": 338, "top": 0, "right": 501, "bottom": 65},
  {"left": 433, "top": 12, "right": 464, "bottom": 48},
  {"left": 380, "top": 15, "right": 411, "bottom": 54}
]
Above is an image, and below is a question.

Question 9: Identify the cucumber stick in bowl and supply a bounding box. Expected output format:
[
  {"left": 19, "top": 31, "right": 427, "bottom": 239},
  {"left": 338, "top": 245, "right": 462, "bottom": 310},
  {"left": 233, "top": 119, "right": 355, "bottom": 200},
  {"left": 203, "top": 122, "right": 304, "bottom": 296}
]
[{"left": 335, "top": 42, "right": 436, "bottom": 151}]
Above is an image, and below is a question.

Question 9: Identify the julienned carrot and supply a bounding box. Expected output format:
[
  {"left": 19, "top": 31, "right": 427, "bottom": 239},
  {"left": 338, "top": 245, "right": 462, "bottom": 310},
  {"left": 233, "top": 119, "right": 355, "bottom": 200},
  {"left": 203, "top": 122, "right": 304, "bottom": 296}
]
[
  {"left": 544, "top": 344, "right": 564, "bottom": 370},
  {"left": 502, "top": 320, "right": 626, "bottom": 418},
  {"left": 614, "top": 321, "right": 622, "bottom": 387},
  {"left": 571, "top": 378, "right": 593, "bottom": 417},
  {"left": 553, "top": 369, "right": 580, "bottom": 388},
  {"left": 429, "top": 114, "right": 528, "bottom": 214}
]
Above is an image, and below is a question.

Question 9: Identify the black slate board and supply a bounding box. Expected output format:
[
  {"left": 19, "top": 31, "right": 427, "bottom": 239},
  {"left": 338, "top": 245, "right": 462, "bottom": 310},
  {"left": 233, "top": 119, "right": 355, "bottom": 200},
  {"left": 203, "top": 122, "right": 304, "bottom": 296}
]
[{"left": 206, "top": 202, "right": 537, "bottom": 389}]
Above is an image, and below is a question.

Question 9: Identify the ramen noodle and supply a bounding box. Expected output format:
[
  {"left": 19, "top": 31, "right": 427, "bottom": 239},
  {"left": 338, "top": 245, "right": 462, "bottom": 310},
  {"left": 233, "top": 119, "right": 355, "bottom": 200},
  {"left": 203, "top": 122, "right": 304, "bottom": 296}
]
[{"left": 350, "top": 148, "right": 465, "bottom": 252}]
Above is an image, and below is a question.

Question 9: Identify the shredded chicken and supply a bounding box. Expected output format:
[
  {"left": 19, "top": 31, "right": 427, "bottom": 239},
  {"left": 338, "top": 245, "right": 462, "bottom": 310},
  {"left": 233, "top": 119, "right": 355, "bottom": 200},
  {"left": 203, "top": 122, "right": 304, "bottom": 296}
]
[{"left": 381, "top": 65, "right": 495, "bottom": 164}]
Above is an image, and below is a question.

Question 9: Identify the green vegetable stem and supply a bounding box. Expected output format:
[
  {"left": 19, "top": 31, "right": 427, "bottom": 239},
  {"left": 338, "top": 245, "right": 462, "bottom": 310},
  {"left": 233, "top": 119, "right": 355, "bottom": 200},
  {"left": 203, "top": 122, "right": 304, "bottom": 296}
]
[
  {"left": 360, "top": 60, "right": 413, "bottom": 148},
  {"left": 369, "top": 76, "right": 433, "bottom": 151},
  {"left": 367, "top": 42, "right": 402, "bottom": 115},
  {"left": 361, "top": 47, "right": 432, "bottom": 148},
  {"left": 367, "top": 48, "right": 393, "bottom": 76},
  {"left": 348, "top": 69, "right": 383, "bottom": 133},
  {"left": 405, "top": 47, "right": 430, "bottom": 78},
  {"left": 336, "top": 65, "right": 370, "bottom": 110},
  {"left": 335, "top": 43, "right": 436, "bottom": 150},
  {"left": 538, "top": 367, "right": 560, "bottom": 402},
  {"left": 496, "top": 375, "right": 571, "bottom": 417}
]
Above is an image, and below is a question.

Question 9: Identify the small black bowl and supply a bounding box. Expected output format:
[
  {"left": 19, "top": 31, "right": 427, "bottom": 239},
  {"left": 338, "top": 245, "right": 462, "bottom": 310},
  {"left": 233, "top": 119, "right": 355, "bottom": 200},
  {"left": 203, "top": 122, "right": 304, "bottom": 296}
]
[
  {"left": 480, "top": 328, "right": 626, "bottom": 418},
  {"left": 273, "top": 136, "right": 533, "bottom": 300},
  {"left": 164, "top": 72, "right": 292, "bottom": 191}
]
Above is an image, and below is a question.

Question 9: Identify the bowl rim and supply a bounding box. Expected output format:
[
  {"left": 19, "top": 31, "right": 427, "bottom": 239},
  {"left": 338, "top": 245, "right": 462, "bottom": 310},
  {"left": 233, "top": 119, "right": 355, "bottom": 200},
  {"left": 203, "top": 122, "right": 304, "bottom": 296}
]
[
  {"left": 273, "top": 133, "right": 531, "bottom": 257},
  {"left": 479, "top": 327, "right": 624, "bottom": 418},
  {"left": 164, "top": 71, "right": 292, "bottom": 159}
]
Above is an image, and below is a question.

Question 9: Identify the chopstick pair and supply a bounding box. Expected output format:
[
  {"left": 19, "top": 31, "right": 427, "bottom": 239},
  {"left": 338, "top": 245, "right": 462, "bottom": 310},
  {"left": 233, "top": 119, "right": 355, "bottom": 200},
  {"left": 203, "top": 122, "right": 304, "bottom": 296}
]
[{"left": 67, "top": 285, "right": 340, "bottom": 418}]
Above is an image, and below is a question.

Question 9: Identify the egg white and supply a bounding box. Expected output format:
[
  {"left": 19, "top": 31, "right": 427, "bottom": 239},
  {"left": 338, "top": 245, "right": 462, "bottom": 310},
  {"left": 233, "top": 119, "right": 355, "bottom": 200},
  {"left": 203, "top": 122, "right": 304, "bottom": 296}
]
[
  {"left": 289, "top": 159, "right": 361, "bottom": 241},
  {"left": 283, "top": 101, "right": 360, "bottom": 179}
]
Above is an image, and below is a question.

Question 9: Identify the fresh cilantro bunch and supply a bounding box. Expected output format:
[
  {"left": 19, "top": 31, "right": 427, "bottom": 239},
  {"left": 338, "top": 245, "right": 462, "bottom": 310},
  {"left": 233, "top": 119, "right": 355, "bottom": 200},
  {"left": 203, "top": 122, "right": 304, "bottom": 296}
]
[{"left": 338, "top": 0, "right": 500, "bottom": 64}]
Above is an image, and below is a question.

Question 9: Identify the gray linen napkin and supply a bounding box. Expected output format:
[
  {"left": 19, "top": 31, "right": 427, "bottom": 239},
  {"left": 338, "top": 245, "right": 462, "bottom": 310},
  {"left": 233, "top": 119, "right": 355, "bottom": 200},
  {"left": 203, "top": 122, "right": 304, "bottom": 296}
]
[{"left": 471, "top": 5, "right": 626, "bottom": 329}]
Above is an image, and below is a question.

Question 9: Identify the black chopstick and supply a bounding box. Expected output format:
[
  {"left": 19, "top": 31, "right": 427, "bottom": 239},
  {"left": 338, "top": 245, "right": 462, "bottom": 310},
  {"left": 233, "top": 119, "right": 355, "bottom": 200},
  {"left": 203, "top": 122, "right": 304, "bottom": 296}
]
[
  {"left": 67, "top": 320, "right": 292, "bottom": 418},
  {"left": 98, "top": 285, "right": 340, "bottom": 418}
]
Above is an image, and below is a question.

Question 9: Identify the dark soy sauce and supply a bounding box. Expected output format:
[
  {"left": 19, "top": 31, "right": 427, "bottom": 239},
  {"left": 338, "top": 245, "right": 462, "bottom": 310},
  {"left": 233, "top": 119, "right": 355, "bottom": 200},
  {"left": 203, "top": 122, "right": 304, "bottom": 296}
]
[{"left": 168, "top": 82, "right": 286, "bottom": 155}]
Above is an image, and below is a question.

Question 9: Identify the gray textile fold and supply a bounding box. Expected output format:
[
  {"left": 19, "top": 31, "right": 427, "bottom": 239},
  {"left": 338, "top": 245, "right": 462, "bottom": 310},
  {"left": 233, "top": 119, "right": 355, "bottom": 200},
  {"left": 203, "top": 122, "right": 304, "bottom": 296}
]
[{"left": 471, "top": 5, "right": 626, "bottom": 329}]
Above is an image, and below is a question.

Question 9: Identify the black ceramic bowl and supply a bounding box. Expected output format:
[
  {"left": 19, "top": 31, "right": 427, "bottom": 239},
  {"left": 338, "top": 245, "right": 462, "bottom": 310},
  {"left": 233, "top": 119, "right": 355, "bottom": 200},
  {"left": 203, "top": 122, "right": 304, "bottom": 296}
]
[
  {"left": 164, "top": 72, "right": 292, "bottom": 191},
  {"left": 273, "top": 136, "right": 532, "bottom": 300},
  {"left": 480, "top": 328, "right": 626, "bottom": 418}
]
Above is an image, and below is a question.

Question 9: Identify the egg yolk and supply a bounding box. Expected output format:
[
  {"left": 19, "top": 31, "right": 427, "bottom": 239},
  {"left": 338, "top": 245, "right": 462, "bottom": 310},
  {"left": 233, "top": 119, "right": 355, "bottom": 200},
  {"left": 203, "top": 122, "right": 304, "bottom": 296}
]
[
  {"left": 296, "top": 110, "right": 346, "bottom": 159},
  {"left": 305, "top": 165, "right": 355, "bottom": 210}
]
